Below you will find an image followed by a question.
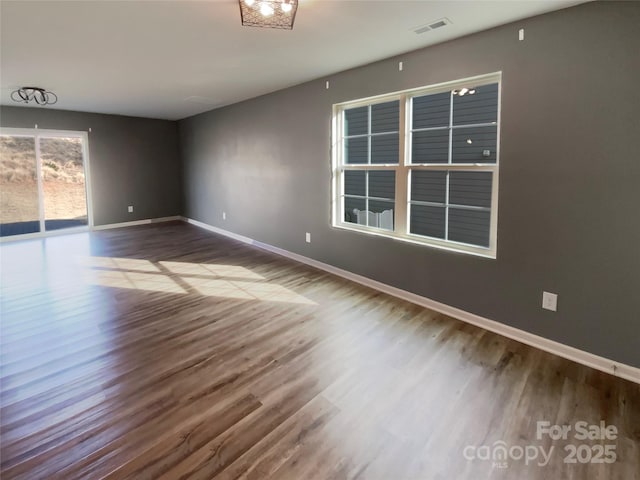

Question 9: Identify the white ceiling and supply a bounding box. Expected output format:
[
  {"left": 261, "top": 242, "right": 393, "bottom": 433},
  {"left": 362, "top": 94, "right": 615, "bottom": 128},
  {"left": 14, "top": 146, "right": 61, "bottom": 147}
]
[{"left": 1, "top": 0, "right": 584, "bottom": 120}]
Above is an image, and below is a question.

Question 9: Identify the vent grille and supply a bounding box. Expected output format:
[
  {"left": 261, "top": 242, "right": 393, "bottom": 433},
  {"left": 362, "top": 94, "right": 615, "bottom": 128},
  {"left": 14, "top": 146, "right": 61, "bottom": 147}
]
[{"left": 412, "top": 17, "right": 452, "bottom": 34}]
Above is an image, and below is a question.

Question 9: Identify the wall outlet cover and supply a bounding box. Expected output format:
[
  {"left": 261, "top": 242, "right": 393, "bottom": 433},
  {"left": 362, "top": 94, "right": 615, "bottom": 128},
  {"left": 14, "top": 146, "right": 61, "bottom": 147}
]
[{"left": 542, "top": 291, "right": 558, "bottom": 312}]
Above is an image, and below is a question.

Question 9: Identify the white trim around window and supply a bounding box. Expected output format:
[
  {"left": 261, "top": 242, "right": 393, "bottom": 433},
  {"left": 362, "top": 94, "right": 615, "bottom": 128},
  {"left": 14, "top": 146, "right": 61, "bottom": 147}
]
[{"left": 331, "top": 72, "right": 501, "bottom": 259}]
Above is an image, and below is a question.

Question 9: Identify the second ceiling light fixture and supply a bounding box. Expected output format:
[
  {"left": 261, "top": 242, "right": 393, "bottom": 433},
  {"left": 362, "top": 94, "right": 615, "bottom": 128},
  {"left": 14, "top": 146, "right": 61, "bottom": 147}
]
[{"left": 239, "top": 0, "right": 298, "bottom": 30}]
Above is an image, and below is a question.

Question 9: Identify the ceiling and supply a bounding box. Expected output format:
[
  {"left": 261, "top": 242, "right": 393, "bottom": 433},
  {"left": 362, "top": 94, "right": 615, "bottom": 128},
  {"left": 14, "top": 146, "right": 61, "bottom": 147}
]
[{"left": 1, "top": 0, "right": 584, "bottom": 120}]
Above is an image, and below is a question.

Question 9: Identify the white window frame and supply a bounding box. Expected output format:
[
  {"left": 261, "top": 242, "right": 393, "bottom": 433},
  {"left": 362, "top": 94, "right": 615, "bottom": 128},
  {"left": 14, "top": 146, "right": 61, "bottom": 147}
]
[
  {"left": 331, "top": 72, "right": 501, "bottom": 259},
  {"left": 0, "top": 127, "right": 93, "bottom": 242}
]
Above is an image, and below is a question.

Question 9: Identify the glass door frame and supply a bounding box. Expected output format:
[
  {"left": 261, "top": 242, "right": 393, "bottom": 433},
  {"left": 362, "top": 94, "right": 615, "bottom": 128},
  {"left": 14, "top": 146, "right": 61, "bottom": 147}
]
[{"left": 0, "top": 127, "right": 93, "bottom": 241}]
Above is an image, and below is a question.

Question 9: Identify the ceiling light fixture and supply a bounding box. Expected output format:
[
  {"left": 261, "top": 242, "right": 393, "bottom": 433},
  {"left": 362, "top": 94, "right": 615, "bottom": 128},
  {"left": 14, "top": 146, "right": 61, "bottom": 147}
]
[
  {"left": 260, "top": 2, "right": 274, "bottom": 16},
  {"left": 239, "top": 0, "right": 298, "bottom": 30},
  {"left": 11, "top": 86, "right": 58, "bottom": 105}
]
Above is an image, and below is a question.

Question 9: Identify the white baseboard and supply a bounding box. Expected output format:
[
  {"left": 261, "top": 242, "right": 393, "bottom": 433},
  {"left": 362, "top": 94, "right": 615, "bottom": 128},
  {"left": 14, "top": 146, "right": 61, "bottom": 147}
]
[
  {"left": 181, "top": 217, "right": 640, "bottom": 385},
  {"left": 183, "top": 217, "right": 255, "bottom": 244},
  {"left": 92, "top": 215, "right": 181, "bottom": 231}
]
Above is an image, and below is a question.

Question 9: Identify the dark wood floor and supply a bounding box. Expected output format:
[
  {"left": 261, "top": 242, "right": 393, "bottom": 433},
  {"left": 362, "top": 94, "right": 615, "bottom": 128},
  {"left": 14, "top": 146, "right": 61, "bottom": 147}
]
[{"left": 0, "top": 221, "right": 638, "bottom": 479}]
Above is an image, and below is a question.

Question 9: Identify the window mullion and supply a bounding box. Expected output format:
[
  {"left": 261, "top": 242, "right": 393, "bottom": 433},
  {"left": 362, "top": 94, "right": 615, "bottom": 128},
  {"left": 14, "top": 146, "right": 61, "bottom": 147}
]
[
  {"left": 333, "top": 107, "right": 343, "bottom": 227},
  {"left": 445, "top": 171, "right": 450, "bottom": 241},
  {"left": 366, "top": 106, "right": 371, "bottom": 226},
  {"left": 445, "top": 91, "right": 454, "bottom": 240},
  {"left": 342, "top": 164, "right": 397, "bottom": 170},
  {"left": 395, "top": 94, "right": 408, "bottom": 235},
  {"left": 448, "top": 91, "right": 453, "bottom": 165},
  {"left": 367, "top": 106, "right": 372, "bottom": 166},
  {"left": 365, "top": 170, "right": 369, "bottom": 227},
  {"left": 407, "top": 163, "right": 497, "bottom": 170},
  {"left": 34, "top": 133, "right": 46, "bottom": 233}
]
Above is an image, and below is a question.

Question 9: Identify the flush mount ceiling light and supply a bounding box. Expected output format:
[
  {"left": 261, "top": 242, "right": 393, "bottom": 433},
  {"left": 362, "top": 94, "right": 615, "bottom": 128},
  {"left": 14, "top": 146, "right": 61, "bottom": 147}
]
[
  {"left": 239, "top": 0, "right": 298, "bottom": 30},
  {"left": 11, "top": 87, "right": 58, "bottom": 105}
]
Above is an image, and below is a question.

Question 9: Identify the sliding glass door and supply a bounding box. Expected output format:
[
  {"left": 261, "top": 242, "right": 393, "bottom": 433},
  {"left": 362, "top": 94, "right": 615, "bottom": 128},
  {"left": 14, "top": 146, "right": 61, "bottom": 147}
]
[
  {"left": 0, "top": 136, "right": 40, "bottom": 236},
  {"left": 0, "top": 129, "right": 91, "bottom": 238},
  {"left": 39, "top": 136, "right": 89, "bottom": 231}
]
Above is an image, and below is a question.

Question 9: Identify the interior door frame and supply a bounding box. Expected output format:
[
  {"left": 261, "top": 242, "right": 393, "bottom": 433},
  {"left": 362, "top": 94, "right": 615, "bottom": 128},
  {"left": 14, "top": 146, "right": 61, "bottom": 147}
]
[{"left": 0, "top": 127, "right": 94, "bottom": 241}]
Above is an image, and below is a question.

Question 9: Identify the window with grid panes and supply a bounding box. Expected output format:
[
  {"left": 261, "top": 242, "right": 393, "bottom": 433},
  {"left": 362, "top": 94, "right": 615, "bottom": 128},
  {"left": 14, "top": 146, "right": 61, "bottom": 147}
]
[{"left": 333, "top": 73, "right": 500, "bottom": 257}]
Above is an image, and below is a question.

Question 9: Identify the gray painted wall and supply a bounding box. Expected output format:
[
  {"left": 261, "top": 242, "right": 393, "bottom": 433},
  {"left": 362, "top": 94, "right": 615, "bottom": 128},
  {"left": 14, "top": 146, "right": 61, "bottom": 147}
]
[
  {"left": 0, "top": 106, "right": 182, "bottom": 226},
  {"left": 179, "top": 1, "right": 640, "bottom": 368}
]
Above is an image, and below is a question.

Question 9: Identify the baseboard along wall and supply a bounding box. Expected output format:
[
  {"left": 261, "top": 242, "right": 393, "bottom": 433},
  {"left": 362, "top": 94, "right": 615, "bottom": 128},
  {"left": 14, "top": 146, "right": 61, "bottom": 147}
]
[{"left": 181, "top": 216, "right": 640, "bottom": 385}]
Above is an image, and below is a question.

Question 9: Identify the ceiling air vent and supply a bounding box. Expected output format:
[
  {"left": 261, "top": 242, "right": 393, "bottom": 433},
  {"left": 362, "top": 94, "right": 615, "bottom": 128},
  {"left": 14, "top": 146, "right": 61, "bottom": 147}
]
[{"left": 412, "top": 17, "right": 452, "bottom": 34}]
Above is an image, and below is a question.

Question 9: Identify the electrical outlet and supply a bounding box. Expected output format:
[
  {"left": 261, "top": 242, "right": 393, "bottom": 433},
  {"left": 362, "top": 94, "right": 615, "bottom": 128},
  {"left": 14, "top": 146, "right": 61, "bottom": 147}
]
[
  {"left": 305, "top": 232, "right": 311, "bottom": 243},
  {"left": 222, "top": 211, "right": 226, "bottom": 220},
  {"left": 542, "top": 291, "right": 558, "bottom": 312},
  {"left": 128, "top": 205, "right": 134, "bottom": 213}
]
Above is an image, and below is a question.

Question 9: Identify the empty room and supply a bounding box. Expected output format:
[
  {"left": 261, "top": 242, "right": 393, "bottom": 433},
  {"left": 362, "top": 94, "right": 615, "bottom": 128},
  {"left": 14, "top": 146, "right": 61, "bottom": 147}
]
[{"left": 0, "top": 0, "right": 638, "bottom": 478}]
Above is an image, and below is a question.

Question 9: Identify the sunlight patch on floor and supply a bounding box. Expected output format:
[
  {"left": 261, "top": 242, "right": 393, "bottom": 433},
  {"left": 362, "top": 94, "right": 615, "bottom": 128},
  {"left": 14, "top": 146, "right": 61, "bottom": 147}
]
[
  {"left": 78, "top": 256, "right": 160, "bottom": 273},
  {"left": 183, "top": 277, "right": 316, "bottom": 304},
  {"left": 159, "top": 261, "right": 264, "bottom": 280},
  {"left": 78, "top": 256, "right": 314, "bottom": 304},
  {"left": 87, "top": 269, "right": 186, "bottom": 294},
  {"left": 182, "top": 277, "right": 254, "bottom": 300}
]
